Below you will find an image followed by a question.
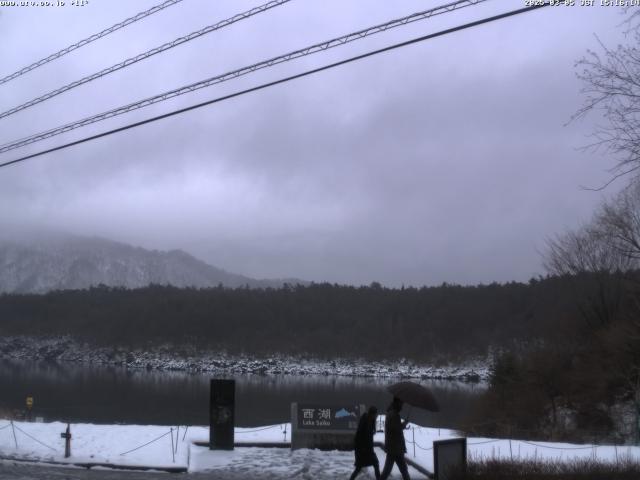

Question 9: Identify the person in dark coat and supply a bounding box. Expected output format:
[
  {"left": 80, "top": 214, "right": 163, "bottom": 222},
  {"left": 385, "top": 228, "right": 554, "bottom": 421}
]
[
  {"left": 349, "top": 405, "right": 380, "bottom": 480},
  {"left": 380, "top": 397, "right": 410, "bottom": 480}
]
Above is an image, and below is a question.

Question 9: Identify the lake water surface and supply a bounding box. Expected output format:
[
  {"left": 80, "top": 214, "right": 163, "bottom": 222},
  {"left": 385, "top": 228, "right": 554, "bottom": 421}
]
[{"left": 1, "top": 360, "right": 485, "bottom": 428}]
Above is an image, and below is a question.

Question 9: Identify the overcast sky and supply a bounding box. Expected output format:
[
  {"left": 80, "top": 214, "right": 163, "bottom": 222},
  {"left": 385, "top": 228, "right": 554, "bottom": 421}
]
[{"left": 0, "top": 0, "right": 633, "bottom": 286}]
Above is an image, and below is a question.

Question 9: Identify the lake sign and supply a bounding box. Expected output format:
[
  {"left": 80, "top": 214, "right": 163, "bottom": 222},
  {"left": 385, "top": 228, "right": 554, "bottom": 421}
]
[
  {"left": 291, "top": 403, "right": 363, "bottom": 450},
  {"left": 297, "top": 404, "right": 360, "bottom": 430}
]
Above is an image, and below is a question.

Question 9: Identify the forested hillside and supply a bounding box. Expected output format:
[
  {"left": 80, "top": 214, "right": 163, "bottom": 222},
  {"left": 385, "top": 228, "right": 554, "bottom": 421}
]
[{"left": 0, "top": 276, "right": 587, "bottom": 361}]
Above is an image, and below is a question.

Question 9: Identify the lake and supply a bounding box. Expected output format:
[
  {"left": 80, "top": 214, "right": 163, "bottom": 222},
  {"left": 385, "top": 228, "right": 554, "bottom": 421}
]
[{"left": 0, "top": 360, "right": 485, "bottom": 428}]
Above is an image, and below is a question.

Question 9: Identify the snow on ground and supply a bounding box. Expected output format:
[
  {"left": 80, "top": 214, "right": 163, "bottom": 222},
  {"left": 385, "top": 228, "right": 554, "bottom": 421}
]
[
  {"left": 188, "top": 446, "right": 392, "bottom": 479},
  {"left": 1, "top": 419, "right": 639, "bottom": 478},
  {"left": 0, "top": 336, "right": 489, "bottom": 381}
]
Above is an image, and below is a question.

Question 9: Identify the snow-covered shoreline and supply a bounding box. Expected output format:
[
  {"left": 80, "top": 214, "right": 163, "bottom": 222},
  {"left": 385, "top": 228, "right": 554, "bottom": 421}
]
[{"left": 0, "top": 336, "right": 490, "bottom": 381}]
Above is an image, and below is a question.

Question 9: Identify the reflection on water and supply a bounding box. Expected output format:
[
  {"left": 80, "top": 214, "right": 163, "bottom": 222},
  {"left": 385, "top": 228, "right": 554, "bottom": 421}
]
[{"left": 0, "top": 360, "right": 485, "bottom": 428}]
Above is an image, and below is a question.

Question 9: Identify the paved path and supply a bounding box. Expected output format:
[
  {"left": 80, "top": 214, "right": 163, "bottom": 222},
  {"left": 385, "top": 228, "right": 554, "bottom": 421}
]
[
  {"left": 0, "top": 462, "right": 298, "bottom": 480},
  {"left": 0, "top": 462, "right": 390, "bottom": 479}
]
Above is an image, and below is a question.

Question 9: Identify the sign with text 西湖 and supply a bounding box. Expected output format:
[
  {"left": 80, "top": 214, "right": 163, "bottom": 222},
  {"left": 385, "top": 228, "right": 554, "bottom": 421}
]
[{"left": 297, "top": 404, "right": 360, "bottom": 430}]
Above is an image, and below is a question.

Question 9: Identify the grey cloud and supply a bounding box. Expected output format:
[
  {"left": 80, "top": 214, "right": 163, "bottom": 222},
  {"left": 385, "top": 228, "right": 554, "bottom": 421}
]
[{"left": 0, "top": 0, "right": 630, "bottom": 286}]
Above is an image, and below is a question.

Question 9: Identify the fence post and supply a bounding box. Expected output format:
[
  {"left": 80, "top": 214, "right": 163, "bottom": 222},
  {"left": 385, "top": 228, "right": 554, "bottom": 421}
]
[
  {"left": 508, "top": 426, "right": 513, "bottom": 461},
  {"left": 174, "top": 426, "right": 179, "bottom": 455},
  {"left": 637, "top": 401, "right": 640, "bottom": 445},
  {"left": 170, "top": 428, "right": 175, "bottom": 463},
  {"left": 10, "top": 421, "right": 18, "bottom": 449},
  {"left": 63, "top": 423, "right": 71, "bottom": 458},
  {"left": 412, "top": 427, "right": 415, "bottom": 458}
]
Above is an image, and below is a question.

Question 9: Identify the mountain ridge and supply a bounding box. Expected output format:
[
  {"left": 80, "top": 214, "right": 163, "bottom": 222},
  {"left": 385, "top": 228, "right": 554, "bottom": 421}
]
[{"left": 0, "top": 233, "right": 305, "bottom": 293}]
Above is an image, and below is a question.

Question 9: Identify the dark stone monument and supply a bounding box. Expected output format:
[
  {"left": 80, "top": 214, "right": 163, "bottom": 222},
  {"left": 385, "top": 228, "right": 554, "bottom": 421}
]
[
  {"left": 433, "top": 438, "right": 467, "bottom": 480},
  {"left": 210, "top": 379, "right": 235, "bottom": 450}
]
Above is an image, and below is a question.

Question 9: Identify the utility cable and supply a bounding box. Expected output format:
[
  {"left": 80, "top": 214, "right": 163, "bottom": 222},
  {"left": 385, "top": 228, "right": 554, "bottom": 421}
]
[
  {"left": 0, "top": 3, "right": 550, "bottom": 170},
  {"left": 0, "top": 0, "right": 184, "bottom": 86},
  {"left": 0, "top": 0, "right": 487, "bottom": 152},
  {"left": 0, "top": 0, "right": 292, "bottom": 120}
]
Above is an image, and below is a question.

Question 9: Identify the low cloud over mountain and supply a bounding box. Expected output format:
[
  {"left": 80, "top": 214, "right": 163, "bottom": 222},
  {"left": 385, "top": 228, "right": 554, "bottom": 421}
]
[{"left": 0, "top": 233, "right": 304, "bottom": 293}]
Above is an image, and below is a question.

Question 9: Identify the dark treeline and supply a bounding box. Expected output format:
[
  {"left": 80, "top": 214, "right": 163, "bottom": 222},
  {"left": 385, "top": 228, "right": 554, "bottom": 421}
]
[
  {"left": 2, "top": 275, "right": 639, "bottom": 441},
  {"left": 0, "top": 276, "right": 582, "bottom": 361},
  {"left": 467, "top": 269, "right": 640, "bottom": 442},
  {"left": 464, "top": 180, "right": 640, "bottom": 443}
]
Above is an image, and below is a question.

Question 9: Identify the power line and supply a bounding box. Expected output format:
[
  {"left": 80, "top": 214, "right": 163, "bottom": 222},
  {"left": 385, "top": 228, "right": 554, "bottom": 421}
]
[
  {"left": 0, "top": 0, "right": 292, "bottom": 121},
  {"left": 0, "top": 3, "right": 550, "bottom": 170},
  {"left": 0, "top": 0, "right": 184, "bottom": 86},
  {"left": 0, "top": 0, "right": 487, "bottom": 153}
]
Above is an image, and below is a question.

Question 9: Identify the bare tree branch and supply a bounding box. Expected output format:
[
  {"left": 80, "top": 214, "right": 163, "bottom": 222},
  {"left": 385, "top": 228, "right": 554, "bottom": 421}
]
[{"left": 572, "top": 16, "right": 640, "bottom": 183}]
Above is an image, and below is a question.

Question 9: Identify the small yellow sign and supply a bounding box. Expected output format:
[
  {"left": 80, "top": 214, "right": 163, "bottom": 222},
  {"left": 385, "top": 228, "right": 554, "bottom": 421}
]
[{"left": 26, "top": 396, "right": 33, "bottom": 408}]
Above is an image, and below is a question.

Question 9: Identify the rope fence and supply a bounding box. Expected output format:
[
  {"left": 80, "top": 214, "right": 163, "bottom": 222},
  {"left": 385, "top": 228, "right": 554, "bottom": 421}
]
[
  {"left": 461, "top": 421, "right": 624, "bottom": 441},
  {"left": 411, "top": 441, "right": 433, "bottom": 451},
  {"left": 3, "top": 404, "right": 625, "bottom": 444},
  {"left": 398, "top": 424, "right": 638, "bottom": 463},
  {"left": 373, "top": 416, "right": 633, "bottom": 463},
  {"left": 119, "top": 429, "right": 172, "bottom": 456},
  {"left": 1, "top": 418, "right": 287, "bottom": 456},
  {"left": 520, "top": 440, "right": 600, "bottom": 451},
  {"left": 12, "top": 405, "right": 205, "bottom": 424},
  {"left": 6, "top": 421, "right": 191, "bottom": 462},
  {"left": 380, "top": 416, "right": 623, "bottom": 442},
  {"left": 236, "top": 425, "right": 281, "bottom": 434},
  {"left": 468, "top": 439, "right": 502, "bottom": 446},
  {"left": 11, "top": 422, "right": 57, "bottom": 451},
  {"left": 2, "top": 416, "right": 636, "bottom": 465}
]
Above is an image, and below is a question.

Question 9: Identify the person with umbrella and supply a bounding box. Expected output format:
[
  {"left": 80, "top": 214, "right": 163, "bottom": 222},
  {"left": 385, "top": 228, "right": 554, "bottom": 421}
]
[
  {"left": 381, "top": 382, "right": 440, "bottom": 480},
  {"left": 349, "top": 405, "right": 380, "bottom": 480},
  {"left": 380, "top": 397, "right": 411, "bottom": 480}
]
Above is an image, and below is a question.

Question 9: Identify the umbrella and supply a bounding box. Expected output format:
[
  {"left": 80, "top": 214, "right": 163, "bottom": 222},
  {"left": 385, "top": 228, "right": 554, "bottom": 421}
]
[{"left": 387, "top": 381, "right": 440, "bottom": 412}]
